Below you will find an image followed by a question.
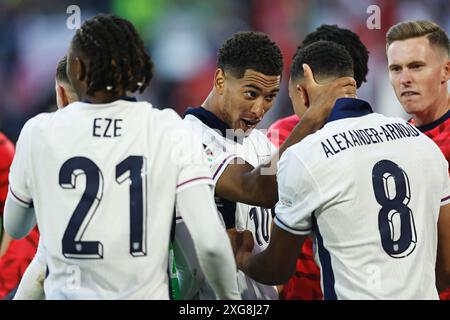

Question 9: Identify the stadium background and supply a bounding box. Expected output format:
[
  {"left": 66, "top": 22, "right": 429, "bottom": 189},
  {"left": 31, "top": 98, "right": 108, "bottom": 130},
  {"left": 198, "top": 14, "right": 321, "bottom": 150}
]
[{"left": 0, "top": 0, "right": 449, "bottom": 142}]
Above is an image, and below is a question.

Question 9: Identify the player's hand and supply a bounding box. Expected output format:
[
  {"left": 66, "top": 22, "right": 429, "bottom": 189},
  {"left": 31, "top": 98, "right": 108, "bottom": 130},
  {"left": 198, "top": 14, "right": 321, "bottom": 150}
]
[
  {"left": 229, "top": 230, "right": 254, "bottom": 270},
  {"left": 302, "top": 63, "right": 356, "bottom": 127}
]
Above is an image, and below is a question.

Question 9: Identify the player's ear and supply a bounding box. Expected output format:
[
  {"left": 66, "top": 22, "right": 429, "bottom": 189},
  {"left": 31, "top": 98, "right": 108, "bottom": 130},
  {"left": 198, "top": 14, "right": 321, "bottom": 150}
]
[
  {"left": 56, "top": 84, "right": 63, "bottom": 109},
  {"left": 297, "top": 84, "right": 310, "bottom": 108},
  {"left": 75, "top": 57, "right": 86, "bottom": 82},
  {"left": 60, "top": 85, "right": 70, "bottom": 107},
  {"left": 56, "top": 84, "right": 69, "bottom": 109},
  {"left": 214, "top": 68, "right": 226, "bottom": 95},
  {"left": 442, "top": 59, "right": 450, "bottom": 83}
]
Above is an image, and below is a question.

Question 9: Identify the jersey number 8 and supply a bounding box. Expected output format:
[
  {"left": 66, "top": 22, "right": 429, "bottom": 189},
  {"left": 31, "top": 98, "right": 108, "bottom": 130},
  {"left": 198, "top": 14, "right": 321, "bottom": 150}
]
[{"left": 372, "top": 160, "right": 417, "bottom": 258}]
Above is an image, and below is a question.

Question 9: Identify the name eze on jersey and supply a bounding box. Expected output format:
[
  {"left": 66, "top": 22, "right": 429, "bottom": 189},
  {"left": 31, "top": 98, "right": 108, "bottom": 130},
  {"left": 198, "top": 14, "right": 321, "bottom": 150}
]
[
  {"left": 93, "top": 118, "right": 123, "bottom": 138},
  {"left": 321, "top": 122, "right": 420, "bottom": 158}
]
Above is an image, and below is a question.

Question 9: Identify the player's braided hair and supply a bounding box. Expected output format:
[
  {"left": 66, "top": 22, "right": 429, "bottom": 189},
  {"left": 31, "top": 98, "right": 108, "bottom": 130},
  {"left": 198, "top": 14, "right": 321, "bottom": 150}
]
[
  {"left": 296, "top": 24, "right": 369, "bottom": 88},
  {"left": 217, "top": 31, "right": 283, "bottom": 78},
  {"left": 73, "top": 14, "right": 153, "bottom": 95}
]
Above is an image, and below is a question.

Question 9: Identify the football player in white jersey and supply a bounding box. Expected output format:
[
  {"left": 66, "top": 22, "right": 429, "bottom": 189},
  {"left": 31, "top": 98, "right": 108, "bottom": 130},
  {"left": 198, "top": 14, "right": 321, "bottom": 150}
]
[
  {"left": 4, "top": 14, "right": 240, "bottom": 300},
  {"left": 13, "top": 56, "right": 183, "bottom": 300},
  {"left": 7, "top": 56, "right": 79, "bottom": 300},
  {"left": 235, "top": 40, "right": 450, "bottom": 299},
  {"left": 175, "top": 31, "right": 357, "bottom": 299}
]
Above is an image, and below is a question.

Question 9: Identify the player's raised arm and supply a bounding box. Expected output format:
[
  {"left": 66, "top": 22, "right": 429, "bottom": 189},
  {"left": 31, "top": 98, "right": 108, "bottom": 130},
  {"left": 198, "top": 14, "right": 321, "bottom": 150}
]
[
  {"left": 241, "top": 226, "right": 307, "bottom": 285},
  {"left": 216, "top": 64, "right": 356, "bottom": 208},
  {"left": 279, "top": 63, "right": 356, "bottom": 155},
  {"left": 177, "top": 184, "right": 241, "bottom": 300},
  {"left": 234, "top": 145, "right": 315, "bottom": 285}
]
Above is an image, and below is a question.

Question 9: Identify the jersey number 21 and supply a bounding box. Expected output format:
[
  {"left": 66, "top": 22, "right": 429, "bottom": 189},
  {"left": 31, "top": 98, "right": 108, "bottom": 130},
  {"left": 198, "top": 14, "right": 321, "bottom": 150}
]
[{"left": 59, "top": 156, "right": 147, "bottom": 259}]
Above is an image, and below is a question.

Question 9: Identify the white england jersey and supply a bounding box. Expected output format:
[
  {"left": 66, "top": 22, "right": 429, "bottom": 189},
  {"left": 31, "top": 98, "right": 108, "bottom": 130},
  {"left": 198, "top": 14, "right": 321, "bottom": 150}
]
[
  {"left": 8, "top": 99, "right": 213, "bottom": 299},
  {"left": 275, "top": 99, "right": 450, "bottom": 300},
  {"left": 175, "top": 107, "right": 278, "bottom": 300}
]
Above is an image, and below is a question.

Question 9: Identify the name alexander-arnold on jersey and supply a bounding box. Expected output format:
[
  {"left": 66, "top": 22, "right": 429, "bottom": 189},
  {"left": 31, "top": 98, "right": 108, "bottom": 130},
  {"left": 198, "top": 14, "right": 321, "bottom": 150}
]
[{"left": 321, "top": 122, "right": 420, "bottom": 158}]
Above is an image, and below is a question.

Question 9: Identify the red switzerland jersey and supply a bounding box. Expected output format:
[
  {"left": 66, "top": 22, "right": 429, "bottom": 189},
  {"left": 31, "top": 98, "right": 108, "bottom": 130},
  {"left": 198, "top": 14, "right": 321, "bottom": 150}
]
[
  {"left": 0, "top": 132, "right": 15, "bottom": 214},
  {"left": 267, "top": 114, "right": 299, "bottom": 148},
  {"left": 411, "top": 109, "right": 450, "bottom": 300},
  {"left": 411, "top": 110, "right": 450, "bottom": 176},
  {"left": 0, "top": 132, "right": 39, "bottom": 299},
  {"left": 267, "top": 115, "right": 323, "bottom": 300}
]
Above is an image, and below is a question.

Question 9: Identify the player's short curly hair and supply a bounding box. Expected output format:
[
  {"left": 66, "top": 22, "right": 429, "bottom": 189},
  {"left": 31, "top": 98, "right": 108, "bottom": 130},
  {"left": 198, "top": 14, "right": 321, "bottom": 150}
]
[
  {"left": 217, "top": 31, "right": 283, "bottom": 78},
  {"left": 294, "top": 24, "right": 369, "bottom": 88},
  {"left": 291, "top": 40, "right": 354, "bottom": 82},
  {"left": 72, "top": 14, "right": 153, "bottom": 95}
]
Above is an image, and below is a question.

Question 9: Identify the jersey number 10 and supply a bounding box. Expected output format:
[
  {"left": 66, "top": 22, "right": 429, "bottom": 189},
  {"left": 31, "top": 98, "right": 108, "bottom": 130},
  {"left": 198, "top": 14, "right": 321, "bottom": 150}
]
[
  {"left": 59, "top": 156, "right": 147, "bottom": 259},
  {"left": 372, "top": 160, "right": 417, "bottom": 258}
]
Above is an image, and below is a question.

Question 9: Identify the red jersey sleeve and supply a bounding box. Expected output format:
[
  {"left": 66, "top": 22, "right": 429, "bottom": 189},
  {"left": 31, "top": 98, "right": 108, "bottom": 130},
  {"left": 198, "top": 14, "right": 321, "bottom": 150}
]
[
  {"left": 267, "top": 114, "right": 300, "bottom": 147},
  {"left": 0, "top": 132, "right": 15, "bottom": 216}
]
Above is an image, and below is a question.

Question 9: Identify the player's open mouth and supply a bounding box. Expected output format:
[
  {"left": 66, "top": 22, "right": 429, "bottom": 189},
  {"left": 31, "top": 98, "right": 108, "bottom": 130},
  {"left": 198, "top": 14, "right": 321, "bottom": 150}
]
[
  {"left": 401, "top": 91, "right": 419, "bottom": 97},
  {"left": 241, "top": 119, "right": 259, "bottom": 130}
]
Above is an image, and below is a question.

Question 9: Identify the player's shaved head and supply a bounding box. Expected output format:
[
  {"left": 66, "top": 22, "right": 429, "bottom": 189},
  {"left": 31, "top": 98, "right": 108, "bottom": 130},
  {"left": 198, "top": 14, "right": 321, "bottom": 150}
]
[
  {"left": 290, "top": 40, "right": 354, "bottom": 83},
  {"left": 55, "top": 56, "right": 78, "bottom": 108},
  {"left": 56, "top": 56, "right": 70, "bottom": 84}
]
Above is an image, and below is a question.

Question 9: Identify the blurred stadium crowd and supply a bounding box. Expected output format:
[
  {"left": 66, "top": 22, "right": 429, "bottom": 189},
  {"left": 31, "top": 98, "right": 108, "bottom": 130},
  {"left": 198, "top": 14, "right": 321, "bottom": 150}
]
[{"left": 0, "top": 0, "right": 449, "bottom": 142}]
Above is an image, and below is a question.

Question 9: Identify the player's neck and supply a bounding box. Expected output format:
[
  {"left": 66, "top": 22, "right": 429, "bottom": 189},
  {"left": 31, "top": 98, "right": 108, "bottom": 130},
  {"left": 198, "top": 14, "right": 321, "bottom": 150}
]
[
  {"left": 82, "top": 90, "right": 127, "bottom": 104},
  {"left": 413, "top": 94, "right": 450, "bottom": 127},
  {"left": 201, "top": 91, "right": 223, "bottom": 121}
]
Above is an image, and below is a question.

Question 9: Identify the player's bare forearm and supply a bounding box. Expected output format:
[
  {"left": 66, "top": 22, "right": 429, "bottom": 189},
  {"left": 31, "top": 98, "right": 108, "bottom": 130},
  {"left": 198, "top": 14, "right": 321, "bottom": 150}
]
[
  {"left": 215, "top": 75, "right": 355, "bottom": 208},
  {"left": 232, "top": 230, "right": 280, "bottom": 284},
  {"left": 436, "top": 203, "right": 450, "bottom": 292},
  {"left": 244, "top": 113, "right": 329, "bottom": 208},
  {"left": 216, "top": 117, "right": 322, "bottom": 208},
  {"left": 240, "top": 249, "right": 288, "bottom": 285},
  {"left": 436, "top": 265, "right": 450, "bottom": 293},
  {"left": 215, "top": 161, "right": 278, "bottom": 208},
  {"left": 237, "top": 225, "right": 306, "bottom": 285}
]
